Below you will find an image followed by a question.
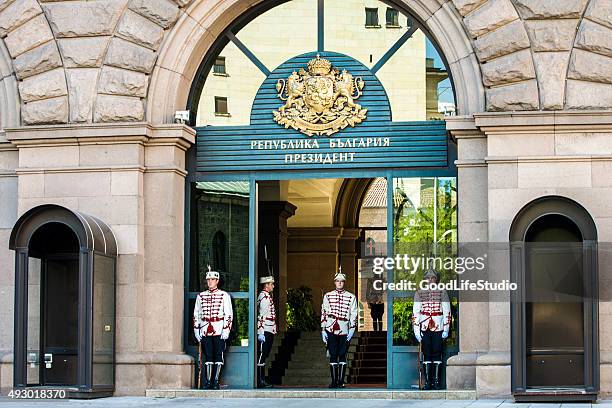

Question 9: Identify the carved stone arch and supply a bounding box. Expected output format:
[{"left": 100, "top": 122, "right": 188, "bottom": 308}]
[
  {"left": 333, "top": 178, "right": 377, "bottom": 228},
  {"left": 147, "top": 0, "right": 485, "bottom": 124},
  {"left": 0, "top": 38, "right": 20, "bottom": 131}
]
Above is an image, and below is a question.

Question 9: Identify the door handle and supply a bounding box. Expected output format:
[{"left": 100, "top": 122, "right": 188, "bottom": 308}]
[
  {"left": 27, "top": 353, "right": 38, "bottom": 368},
  {"left": 44, "top": 353, "right": 53, "bottom": 369}
]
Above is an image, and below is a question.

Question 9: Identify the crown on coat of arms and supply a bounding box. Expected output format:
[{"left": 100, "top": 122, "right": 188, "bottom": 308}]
[{"left": 307, "top": 54, "right": 332, "bottom": 75}]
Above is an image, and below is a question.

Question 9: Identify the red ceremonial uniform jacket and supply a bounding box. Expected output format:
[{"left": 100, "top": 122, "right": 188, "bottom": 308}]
[
  {"left": 193, "top": 288, "right": 233, "bottom": 338},
  {"left": 257, "top": 290, "right": 277, "bottom": 335},
  {"left": 412, "top": 289, "right": 451, "bottom": 334},
  {"left": 321, "top": 289, "right": 358, "bottom": 335}
]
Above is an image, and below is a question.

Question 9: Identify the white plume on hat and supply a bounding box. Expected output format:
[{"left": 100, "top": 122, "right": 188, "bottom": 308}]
[
  {"left": 205, "top": 265, "right": 220, "bottom": 280},
  {"left": 334, "top": 265, "right": 346, "bottom": 282},
  {"left": 260, "top": 244, "right": 275, "bottom": 284}
]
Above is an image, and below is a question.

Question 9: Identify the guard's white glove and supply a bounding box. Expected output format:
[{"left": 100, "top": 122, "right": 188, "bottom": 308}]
[
  {"left": 194, "top": 329, "right": 202, "bottom": 343},
  {"left": 220, "top": 331, "right": 229, "bottom": 340},
  {"left": 258, "top": 334, "right": 266, "bottom": 343},
  {"left": 442, "top": 331, "right": 449, "bottom": 339},
  {"left": 347, "top": 328, "right": 355, "bottom": 342},
  {"left": 414, "top": 330, "right": 422, "bottom": 343},
  {"left": 321, "top": 330, "right": 328, "bottom": 344}
]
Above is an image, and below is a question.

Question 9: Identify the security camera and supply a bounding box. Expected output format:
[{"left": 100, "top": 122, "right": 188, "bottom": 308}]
[{"left": 174, "top": 110, "right": 190, "bottom": 124}]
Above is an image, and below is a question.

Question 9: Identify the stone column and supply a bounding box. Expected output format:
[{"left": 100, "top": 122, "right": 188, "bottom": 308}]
[
  {"left": 4, "top": 123, "right": 195, "bottom": 395},
  {"left": 137, "top": 124, "right": 195, "bottom": 394},
  {"left": 0, "top": 136, "right": 18, "bottom": 394},
  {"left": 445, "top": 116, "right": 491, "bottom": 393},
  {"left": 258, "top": 201, "right": 296, "bottom": 332},
  {"left": 338, "top": 228, "right": 361, "bottom": 296}
]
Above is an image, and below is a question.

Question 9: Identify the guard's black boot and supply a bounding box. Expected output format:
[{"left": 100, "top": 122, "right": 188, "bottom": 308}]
[
  {"left": 423, "top": 362, "right": 432, "bottom": 390},
  {"left": 208, "top": 364, "right": 221, "bottom": 390},
  {"left": 203, "top": 364, "right": 212, "bottom": 389},
  {"left": 337, "top": 363, "right": 346, "bottom": 388},
  {"left": 212, "top": 363, "right": 222, "bottom": 390},
  {"left": 257, "top": 366, "right": 272, "bottom": 388},
  {"left": 329, "top": 364, "right": 337, "bottom": 388},
  {"left": 433, "top": 362, "right": 442, "bottom": 390}
]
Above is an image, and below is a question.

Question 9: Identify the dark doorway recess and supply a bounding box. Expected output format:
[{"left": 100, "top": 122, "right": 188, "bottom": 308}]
[
  {"left": 510, "top": 196, "right": 598, "bottom": 402},
  {"left": 10, "top": 204, "right": 117, "bottom": 398}
]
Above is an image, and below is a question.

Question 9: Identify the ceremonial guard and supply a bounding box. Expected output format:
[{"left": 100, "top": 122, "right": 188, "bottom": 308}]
[
  {"left": 412, "top": 268, "right": 451, "bottom": 390},
  {"left": 321, "top": 267, "right": 358, "bottom": 388},
  {"left": 193, "top": 266, "right": 233, "bottom": 389},
  {"left": 257, "top": 273, "right": 276, "bottom": 388}
]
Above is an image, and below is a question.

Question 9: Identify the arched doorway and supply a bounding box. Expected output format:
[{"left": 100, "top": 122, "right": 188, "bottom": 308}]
[
  {"left": 510, "top": 196, "right": 598, "bottom": 401},
  {"left": 184, "top": 0, "right": 459, "bottom": 390},
  {"left": 10, "top": 205, "right": 117, "bottom": 397}
]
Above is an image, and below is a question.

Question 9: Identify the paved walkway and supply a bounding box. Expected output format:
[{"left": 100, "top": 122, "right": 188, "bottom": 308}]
[{"left": 1, "top": 397, "right": 612, "bottom": 407}]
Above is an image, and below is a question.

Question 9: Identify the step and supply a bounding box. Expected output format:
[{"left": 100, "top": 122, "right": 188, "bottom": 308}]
[
  {"left": 348, "top": 375, "right": 387, "bottom": 384},
  {"left": 353, "top": 344, "right": 386, "bottom": 353},
  {"left": 350, "top": 359, "right": 387, "bottom": 368},
  {"left": 358, "top": 337, "right": 386, "bottom": 345},
  {"left": 282, "top": 378, "right": 330, "bottom": 386},
  {"left": 349, "top": 367, "right": 386, "bottom": 375},
  {"left": 283, "top": 367, "right": 329, "bottom": 376},
  {"left": 290, "top": 353, "right": 329, "bottom": 362},
  {"left": 352, "top": 351, "right": 386, "bottom": 360},
  {"left": 148, "top": 389, "right": 478, "bottom": 400},
  {"left": 358, "top": 331, "right": 387, "bottom": 337},
  {"left": 288, "top": 360, "right": 331, "bottom": 369}
]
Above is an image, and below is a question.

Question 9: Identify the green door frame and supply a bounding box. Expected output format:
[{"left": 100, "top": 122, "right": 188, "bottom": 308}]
[{"left": 185, "top": 165, "right": 457, "bottom": 389}]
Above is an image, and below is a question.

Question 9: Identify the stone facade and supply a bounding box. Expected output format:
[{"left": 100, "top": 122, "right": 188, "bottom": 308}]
[
  {"left": 0, "top": 0, "right": 610, "bottom": 399},
  {"left": 0, "top": 0, "right": 608, "bottom": 129}
]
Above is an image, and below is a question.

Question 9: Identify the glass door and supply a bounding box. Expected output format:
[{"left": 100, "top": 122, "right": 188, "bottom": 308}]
[
  {"left": 387, "top": 176, "right": 458, "bottom": 389},
  {"left": 186, "top": 180, "right": 256, "bottom": 388},
  {"left": 26, "top": 258, "right": 42, "bottom": 386},
  {"left": 26, "top": 256, "right": 80, "bottom": 387}
]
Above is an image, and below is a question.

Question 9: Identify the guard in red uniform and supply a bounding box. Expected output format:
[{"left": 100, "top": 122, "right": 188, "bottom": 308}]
[
  {"left": 321, "top": 268, "right": 358, "bottom": 388},
  {"left": 412, "top": 268, "right": 451, "bottom": 390},
  {"left": 257, "top": 274, "right": 276, "bottom": 388},
  {"left": 193, "top": 267, "right": 233, "bottom": 389}
]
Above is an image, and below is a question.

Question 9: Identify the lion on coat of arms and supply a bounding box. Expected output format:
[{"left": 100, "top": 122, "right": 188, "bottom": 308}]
[{"left": 273, "top": 55, "right": 367, "bottom": 137}]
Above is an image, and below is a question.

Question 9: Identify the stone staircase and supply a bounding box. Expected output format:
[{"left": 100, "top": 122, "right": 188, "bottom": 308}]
[
  {"left": 348, "top": 331, "right": 387, "bottom": 384},
  {"left": 282, "top": 331, "right": 330, "bottom": 386}
]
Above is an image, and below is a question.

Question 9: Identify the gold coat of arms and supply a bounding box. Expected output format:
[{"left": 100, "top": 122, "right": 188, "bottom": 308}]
[{"left": 273, "top": 55, "right": 367, "bottom": 136}]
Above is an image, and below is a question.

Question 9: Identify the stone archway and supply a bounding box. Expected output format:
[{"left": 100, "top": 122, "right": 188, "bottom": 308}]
[{"left": 147, "top": 0, "right": 486, "bottom": 124}]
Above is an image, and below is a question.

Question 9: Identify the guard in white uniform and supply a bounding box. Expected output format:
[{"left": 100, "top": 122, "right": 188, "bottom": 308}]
[
  {"left": 193, "top": 267, "right": 233, "bottom": 389},
  {"left": 321, "top": 268, "right": 358, "bottom": 388},
  {"left": 257, "top": 274, "right": 277, "bottom": 388},
  {"left": 413, "top": 268, "right": 451, "bottom": 390}
]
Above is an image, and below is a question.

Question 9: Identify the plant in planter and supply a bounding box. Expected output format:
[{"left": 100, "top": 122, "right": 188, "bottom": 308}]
[{"left": 286, "top": 286, "right": 319, "bottom": 331}]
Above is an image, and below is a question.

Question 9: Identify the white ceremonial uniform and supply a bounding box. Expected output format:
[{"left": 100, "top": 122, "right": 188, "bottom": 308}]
[
  {"left": 193, "top": 288, "right": 233, "bottom": 339},
  {"left": 412, "top": 289, "right": 451, "bottom": 334},
  {"left": 321, "top": 289, "right": 358, "bottom": 335},
  {"left": 257, "top": 290, "right": 277, "bottom": 335}
]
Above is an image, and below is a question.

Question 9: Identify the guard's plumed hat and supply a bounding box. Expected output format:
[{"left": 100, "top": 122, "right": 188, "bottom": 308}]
[
  {"left": 205, "top": 265, "right": 219, "bottom": 280},
  {"left": 424, "top": 267, "right": 439, "bottom": 280},
  {"left": 260, "top": 275, "right": 275, "bottom": 284},
  {"left": 334, "top": 266, "right": 346, "bottom": 282}
]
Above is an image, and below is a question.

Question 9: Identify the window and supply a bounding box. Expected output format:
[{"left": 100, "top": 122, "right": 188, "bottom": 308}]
[
  {"left": 406, "top": 15, "right": 414, "bottom": 30},
  {"left": 386, "top": 8, "right": 399, "bottom": 27},
  {"left": 214, "top": 96, "right": 229, "bottom": 116},
  {"left": 213, "top": 57, "right": 227, "bottom": 75},
  {"left": 365, "top": 8, "right": 379, "bottom": 27},
  {"left": 212, "top": 230, "right": 227, "bottom": 272}
]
